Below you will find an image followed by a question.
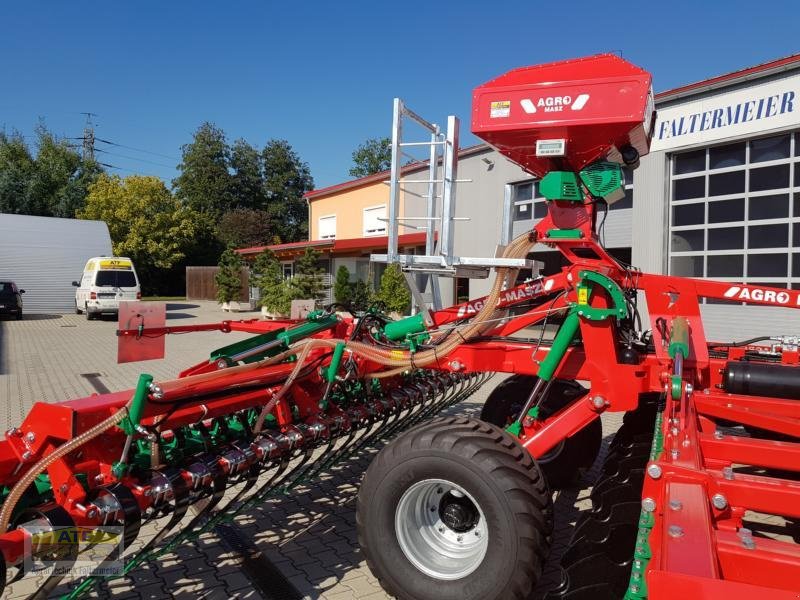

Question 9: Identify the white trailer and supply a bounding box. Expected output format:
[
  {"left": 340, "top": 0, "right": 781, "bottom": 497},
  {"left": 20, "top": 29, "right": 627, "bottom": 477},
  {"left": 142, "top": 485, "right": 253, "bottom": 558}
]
[{"left": 0, "top": 214, "right": 113, "bottom": 314}]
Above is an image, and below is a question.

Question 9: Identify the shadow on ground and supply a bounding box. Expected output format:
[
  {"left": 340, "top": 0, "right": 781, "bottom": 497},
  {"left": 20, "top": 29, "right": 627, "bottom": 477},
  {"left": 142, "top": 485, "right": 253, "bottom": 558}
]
[
  {"left": 166, "top": 303, "right": 200, "bottom": 311},
  {"left": 166, "top": 313, "right": 196, "bottom": 320},
  {"left": 3, "top": 313, "right": 63, "bottom": 321}
]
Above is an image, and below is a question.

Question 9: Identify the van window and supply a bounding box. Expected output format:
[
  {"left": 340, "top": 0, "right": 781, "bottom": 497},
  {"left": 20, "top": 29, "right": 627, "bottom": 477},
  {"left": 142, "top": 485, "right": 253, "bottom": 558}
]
[{"left": 95, "top": 270, "right": 137, "bottom": 287}]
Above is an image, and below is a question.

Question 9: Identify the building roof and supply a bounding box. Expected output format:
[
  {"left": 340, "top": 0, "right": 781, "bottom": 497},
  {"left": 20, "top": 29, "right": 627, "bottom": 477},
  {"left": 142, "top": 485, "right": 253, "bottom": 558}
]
[
  {"left": 304, "top": 144, "right": 490, "bottom": 202},
  {"left": 655, "top": 53, "right": 800, "bottom": 103},
  {"left": 236, "top": 232, "right": 430, "bottom": 258}
]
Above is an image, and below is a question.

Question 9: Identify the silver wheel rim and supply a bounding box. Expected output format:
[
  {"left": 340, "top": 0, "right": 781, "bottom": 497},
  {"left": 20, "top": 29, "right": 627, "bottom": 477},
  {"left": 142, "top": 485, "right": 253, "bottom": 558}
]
[{"left": 395, "top": 478, "right": 488, "bottom": 580}]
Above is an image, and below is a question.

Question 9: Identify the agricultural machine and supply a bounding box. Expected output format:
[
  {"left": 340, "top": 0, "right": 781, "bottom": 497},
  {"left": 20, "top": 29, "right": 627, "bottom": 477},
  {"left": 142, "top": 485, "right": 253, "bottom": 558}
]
[{"left": 0, "top": 54, "right": 799, "bottom": 600}]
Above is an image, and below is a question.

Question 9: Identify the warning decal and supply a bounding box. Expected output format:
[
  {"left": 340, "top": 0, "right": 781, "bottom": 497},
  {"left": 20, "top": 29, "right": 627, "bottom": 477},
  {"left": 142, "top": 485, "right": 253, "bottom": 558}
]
[{"left": 490, "top": 101, "right": 511, "bottom": 118}]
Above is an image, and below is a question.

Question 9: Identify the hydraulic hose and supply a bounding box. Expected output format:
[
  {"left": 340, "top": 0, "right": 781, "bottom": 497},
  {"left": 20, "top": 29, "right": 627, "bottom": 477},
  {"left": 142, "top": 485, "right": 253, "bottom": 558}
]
[{"left": 0, "top": 405, "right": 130, "bottom": 535}]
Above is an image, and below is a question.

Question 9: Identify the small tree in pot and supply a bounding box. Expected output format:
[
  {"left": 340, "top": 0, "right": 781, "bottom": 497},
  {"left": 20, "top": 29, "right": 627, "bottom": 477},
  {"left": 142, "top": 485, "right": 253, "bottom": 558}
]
[
  {"left": 215, "top": 247, "right": 244, "bottom": 310},
  {"left": 287, "top": 247, "right": 326, "bottom": 306},
  {"left": 333, "top": 265, "right": 353, "bottom": 308},
  {"left": 252, "top": 249, "right": 290, "bottom": 317},
  {"left": 376, "top": 263, "right": 411, "bottom": 317}
]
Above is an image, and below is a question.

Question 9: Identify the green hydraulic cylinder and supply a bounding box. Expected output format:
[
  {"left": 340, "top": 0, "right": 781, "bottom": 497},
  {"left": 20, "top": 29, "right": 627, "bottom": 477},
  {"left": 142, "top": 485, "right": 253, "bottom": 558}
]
[
  {"left": 120, "top": 373, "right": 153, "bottom": 436},
  {"left": 324, "top": 342, "right": 346, "bottom": 383},
  {"left": 537, "top": 311, "right": 581, "bottom": 382}
]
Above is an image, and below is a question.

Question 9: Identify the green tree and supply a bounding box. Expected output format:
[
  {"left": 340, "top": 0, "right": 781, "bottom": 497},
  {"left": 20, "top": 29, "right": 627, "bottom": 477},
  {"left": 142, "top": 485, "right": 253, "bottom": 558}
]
[
  {"left": 287, "top": 247, "right": 325, "bottom": 304},
  {"left": 173, "top": 122, "right": 232, "bottom": 215},
  {"left": 262, "top": 139, "right": 313, "bottom": 242},
  {"left": 333, "top": 265, "right": 353, "bottom": 306},
  {"left": 217, "top": 207, "right": 275, "bottom": 248},
  {"left": 252, "top": 249, "right": 290, "bottom": 314},
  {"left": 79, "top": 174, "right": 215, "bottom": 294},
  {"left": 376, "top": 263, "right": 410, "bottom": 314},
  {"left": 229, "top": 139, "right": 265, "bottom": 210},
  {"left": 351, "top": 279, "right": 372, "bottom": 312},
  {"left": 215, "top": 247, "right": 243, "bottom": 303},
  {"left": 0, "top": 131, "right": 35, "bottom": 214},
  {"left": 349, "top": 137, "right": 391, "bottom": 178}
]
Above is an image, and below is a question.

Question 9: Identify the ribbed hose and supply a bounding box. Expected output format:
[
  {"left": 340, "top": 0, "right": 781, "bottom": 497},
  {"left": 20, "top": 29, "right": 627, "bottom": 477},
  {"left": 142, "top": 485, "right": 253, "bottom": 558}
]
[{"left": 0, "top": 406, "right": 130, "bottom": 535}]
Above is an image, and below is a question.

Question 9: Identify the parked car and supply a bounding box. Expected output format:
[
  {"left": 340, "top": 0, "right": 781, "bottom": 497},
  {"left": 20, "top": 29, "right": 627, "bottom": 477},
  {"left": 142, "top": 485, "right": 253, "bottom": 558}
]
[
  {"left": 0, "top": 281, "right": 25, "bottom": 320},
  {"left": 73, "top": 257, "right": 141, "bottom": 320}
]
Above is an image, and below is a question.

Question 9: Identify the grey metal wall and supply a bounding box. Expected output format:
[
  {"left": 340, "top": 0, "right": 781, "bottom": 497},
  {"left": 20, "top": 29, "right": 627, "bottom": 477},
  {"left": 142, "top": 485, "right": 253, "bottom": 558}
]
[{"left": 0, "top": 214, "right": 113, "bottom": 314}]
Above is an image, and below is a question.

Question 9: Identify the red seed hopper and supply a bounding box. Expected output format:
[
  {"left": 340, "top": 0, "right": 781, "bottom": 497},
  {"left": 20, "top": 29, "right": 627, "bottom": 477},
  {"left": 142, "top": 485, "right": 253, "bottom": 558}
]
[{"left": 471, "top": 53, "right": 654, "bottom": 177}]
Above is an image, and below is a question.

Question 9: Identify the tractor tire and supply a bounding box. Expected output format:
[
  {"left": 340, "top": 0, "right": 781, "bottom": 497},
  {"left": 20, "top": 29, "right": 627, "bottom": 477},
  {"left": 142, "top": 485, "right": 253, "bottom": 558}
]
[
  {"left": 357, "top": 416, "right": 552, "bottom": 600},
  {"left": 481, "top": 375, "right": 603, "bottom": 489}
]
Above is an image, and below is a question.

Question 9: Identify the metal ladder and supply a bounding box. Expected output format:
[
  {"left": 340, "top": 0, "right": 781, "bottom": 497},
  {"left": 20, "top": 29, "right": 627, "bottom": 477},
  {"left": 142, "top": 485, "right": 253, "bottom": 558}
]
[{"left": 371, "top": 98, "right": 535, "bottom": 312}]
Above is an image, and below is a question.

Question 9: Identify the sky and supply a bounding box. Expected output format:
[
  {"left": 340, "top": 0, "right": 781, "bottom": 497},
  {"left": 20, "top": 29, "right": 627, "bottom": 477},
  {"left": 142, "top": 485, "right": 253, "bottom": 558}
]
[{"left": 1, "top": 1, "right": 800, "bottom": 189}]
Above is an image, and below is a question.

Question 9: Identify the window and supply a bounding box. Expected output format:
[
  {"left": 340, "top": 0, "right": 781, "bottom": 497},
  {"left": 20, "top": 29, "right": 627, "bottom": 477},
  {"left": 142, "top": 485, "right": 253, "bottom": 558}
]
[
  {"left": 363, "top": 205, "right": 387, "bottom": 236},
  {"left": 318, "top": 215, "right": 336, "bottom": 240},
  {"left": 95, "top": 271, "right": 137, "bottom": 287},
  {"left": 282, "top": 263, "right": 293, "bottom": 279},
  {"left": 511, "top": 180, "right": 548, "bottom": 222},
  {"left": 668, "top": 131, "right": 798, "bottom": 290}
]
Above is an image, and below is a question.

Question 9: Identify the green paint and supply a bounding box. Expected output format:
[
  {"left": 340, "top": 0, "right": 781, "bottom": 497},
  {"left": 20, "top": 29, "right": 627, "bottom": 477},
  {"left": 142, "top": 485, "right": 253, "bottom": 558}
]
[
  {"left": 539, "top": 171, "right": 582, "bottom": 201},
  {"left": 119, "top": 374, "right": 152, "bottom": 436},
  {"left": 579, "top": 161, "right": 624, "bottom": 202},
  {"left": 575, "top": 271, "right": 628, "bottom": 321},
  {"left": 538, "top": 310, "right": 581, "bottom": 382},
  {"left": 324, "top": 342, "right": 346, "bottom": 383},
  {"left": 384, "top": 313, "right": 427, "bottom": 342},
  {"left": 546, "top": 229, "right": 583, "bottom": 239}
]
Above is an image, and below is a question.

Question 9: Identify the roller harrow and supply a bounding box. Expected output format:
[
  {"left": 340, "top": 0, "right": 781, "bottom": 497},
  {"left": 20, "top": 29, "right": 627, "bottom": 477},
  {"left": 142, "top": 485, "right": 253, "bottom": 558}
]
[{"left": 2, "top": 53, "right": 800, "bottom": 600}]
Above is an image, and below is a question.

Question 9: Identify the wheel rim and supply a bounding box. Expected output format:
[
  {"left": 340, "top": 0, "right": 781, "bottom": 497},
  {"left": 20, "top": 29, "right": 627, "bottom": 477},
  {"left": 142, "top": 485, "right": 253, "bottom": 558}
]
[{"left": 395, "top": 478, "right": 488, "bottom": 580}]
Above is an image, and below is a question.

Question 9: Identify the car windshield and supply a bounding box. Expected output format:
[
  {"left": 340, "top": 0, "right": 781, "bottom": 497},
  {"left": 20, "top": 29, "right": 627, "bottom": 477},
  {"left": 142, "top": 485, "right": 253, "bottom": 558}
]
[{"left": 95, "top": 271, "right": 137, "bottom": 287}]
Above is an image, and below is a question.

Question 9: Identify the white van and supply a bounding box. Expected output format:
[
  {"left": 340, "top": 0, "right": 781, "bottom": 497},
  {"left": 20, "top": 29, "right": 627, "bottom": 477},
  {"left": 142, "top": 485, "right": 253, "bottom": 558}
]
[{"left": 73, "top": 257, "right": 141, "bottom": 319}]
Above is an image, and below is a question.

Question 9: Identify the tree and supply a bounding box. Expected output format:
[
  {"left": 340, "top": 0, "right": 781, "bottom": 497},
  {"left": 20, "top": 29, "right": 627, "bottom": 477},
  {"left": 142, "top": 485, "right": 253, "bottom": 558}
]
[
  {"left": 376, "top": 263, "right": 410, "bottom": 314},
  {"left": 333, "top": 265, "right": 353, "bottom": 306},
  {"left": 262, "top": 139, "right": 313, "bottom": 242},
  {"left": 287, "top": 247, "right": 325, "bottom": 304},
  {"left": 79, "top": 174, "right": 215, "bottom": 294},
  {"left": 0, "top": 131, "right": 35, "bottom": 214},
  {"left": 217, "top": 207, "right": 275, "bottom": 248},
  {"left": 252, "top": 249, "right": 290, "bottom": 315},
  {"left": 173, "top": 122, "right": 231, "bottom": 215},
  {"left": 349, "top": 137, "right": 391, "bottom": 178},
  {"left": 229, "top": 139, "right": 265, "bottom": 210},
  {"left": 351, "top": 279, "right": 372, "bottom": 312},
  {"left": 215, "top": 247, "right": 243, "bottom": 303}
]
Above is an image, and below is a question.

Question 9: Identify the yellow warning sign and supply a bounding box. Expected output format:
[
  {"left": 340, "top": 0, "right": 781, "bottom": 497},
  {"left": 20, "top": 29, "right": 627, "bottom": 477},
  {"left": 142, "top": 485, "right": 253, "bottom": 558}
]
[{"left": 578, "top": 288, "right": 589, "bottom": 305}]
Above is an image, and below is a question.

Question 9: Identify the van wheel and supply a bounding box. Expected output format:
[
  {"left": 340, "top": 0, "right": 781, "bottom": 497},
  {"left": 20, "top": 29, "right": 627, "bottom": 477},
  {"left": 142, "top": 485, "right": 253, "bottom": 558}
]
[
  {"left": 16, "top": 311, "right": 22, "bottom": 321},
  {"left": 85, "top": 305, "right": 95, "bottom": 320},
  {"left": 75, "top": 302, "right": 82, "bottom": 315}
]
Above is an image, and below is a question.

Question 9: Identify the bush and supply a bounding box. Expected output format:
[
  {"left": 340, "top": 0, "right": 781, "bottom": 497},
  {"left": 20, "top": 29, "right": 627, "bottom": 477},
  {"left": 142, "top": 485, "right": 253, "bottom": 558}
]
[
  {"left": 252, "top": 249, "right": 290, "bottom": 314},
  {"left": 215, "top": 247, "right": 243, "bottom": 303},
  {"left": 351, "top": 279, "right": 372, "bottom": 312},
  {"left": 376, "top": 263, "right": 410, "bottom": 314},
  {"left": 287, "top": 247, "right": 327, "bottom": 305},
  {"left": 333, "top": 265, "right": 353, "bottom": 306}
]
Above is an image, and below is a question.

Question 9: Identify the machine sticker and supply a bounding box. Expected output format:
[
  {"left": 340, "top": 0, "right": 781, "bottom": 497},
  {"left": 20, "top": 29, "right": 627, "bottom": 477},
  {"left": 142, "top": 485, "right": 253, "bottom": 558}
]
[
  {"left": 723, "top": 285, "right": 796, "bottom": 305},
  {"left": 490, "top": 101, "right": 511, "bottom": 118},
  {"left": 455, "top": 281, "right": 545, "bottom": 318},
  {"left": 578, "top": 288, "right": 589, "bottom": 305}
]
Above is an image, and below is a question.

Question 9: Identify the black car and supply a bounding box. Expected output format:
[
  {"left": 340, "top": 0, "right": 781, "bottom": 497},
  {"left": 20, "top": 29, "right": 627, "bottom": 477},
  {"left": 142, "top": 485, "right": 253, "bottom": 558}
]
[{"left": 0, "top": 281, "right": 25, "bottom": 320}]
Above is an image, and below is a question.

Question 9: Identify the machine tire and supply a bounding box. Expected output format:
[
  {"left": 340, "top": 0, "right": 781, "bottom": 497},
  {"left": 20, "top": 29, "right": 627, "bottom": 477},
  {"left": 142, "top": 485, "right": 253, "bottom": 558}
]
[
  {"left": 481, "top": 375, "right": 603, "bottom": 489},
  {"left": 357, "top": 416, "right": 552, "bottom": 600}
]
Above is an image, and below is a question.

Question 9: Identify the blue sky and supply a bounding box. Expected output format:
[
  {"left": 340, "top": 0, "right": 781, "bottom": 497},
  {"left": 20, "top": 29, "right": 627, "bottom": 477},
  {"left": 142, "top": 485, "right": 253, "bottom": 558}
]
[{"left": 1, "top": 1, "right": 799, "bottom": 188}]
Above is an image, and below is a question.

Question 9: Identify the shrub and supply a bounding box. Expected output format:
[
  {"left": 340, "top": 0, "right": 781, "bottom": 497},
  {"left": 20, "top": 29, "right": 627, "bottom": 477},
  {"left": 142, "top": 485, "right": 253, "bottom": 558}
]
[
  {"left": 215, "top": 247, "right": 243, "bottom": 303},
  {"left": 287, "top": 247, "right": 327, "bottom": 305},
  {"left": 376, "top": 263, "right": 410, "bottom": 314},
  {"left": 251, "top": 249, "right": 290, "bottom": 314},
  {"left": 333, "top": 265, "right": 353, "bottom": 306}
]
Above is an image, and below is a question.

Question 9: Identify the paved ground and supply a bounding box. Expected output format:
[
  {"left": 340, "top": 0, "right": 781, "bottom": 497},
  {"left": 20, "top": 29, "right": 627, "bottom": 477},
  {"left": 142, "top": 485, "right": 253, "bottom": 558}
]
[{"left": 0, "top": 302, "right": 622, "bottom": 600}]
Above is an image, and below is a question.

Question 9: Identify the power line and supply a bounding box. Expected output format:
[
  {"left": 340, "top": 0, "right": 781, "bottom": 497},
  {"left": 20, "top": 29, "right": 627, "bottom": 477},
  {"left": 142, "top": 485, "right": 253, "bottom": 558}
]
[
  {"left": 95, "top": 137, "right": 180, "bottom": 161},
  {"left": 99, "top": 162, "right": 163, "bottom": 179},
  {"left": 94, "top": 147, "right": 176, "bottom": 169}
]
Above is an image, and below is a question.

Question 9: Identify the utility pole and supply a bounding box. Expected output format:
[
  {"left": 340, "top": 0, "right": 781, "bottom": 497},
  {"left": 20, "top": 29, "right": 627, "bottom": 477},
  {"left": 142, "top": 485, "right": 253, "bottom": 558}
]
[{"left": 80, "top": 112, "right": 98, "bottom": 162}]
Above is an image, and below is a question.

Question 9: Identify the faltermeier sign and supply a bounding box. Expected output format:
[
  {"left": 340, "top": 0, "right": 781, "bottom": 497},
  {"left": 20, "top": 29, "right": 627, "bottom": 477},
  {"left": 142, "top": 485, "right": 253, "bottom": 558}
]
[{"left": 651, "top": 73, "right": 800, "bottom": 151}]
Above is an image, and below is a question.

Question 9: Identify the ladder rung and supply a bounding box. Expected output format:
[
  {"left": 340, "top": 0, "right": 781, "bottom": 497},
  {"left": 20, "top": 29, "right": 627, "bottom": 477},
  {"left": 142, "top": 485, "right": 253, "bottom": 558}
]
[{"left": 399, "top": 141, "right": 445, "bottom": 147}]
